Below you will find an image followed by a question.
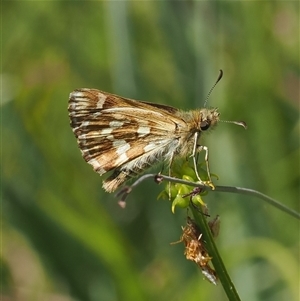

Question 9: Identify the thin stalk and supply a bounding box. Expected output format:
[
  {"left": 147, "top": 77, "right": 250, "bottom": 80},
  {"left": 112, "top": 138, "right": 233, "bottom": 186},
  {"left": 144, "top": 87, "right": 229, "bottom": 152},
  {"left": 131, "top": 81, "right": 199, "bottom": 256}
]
[
  {"left": 117, "top": 173, "right": 300, "bottom": 220},
  {"left": 190, "top": 205, "right": 241, "bottom": 300}
]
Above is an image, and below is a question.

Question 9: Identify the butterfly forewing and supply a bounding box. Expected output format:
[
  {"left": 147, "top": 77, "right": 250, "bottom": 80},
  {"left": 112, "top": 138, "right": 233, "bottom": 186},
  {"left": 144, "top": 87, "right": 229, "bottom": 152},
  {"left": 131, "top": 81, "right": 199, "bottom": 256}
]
[{"left": 69, "top": 89, "right": 192, "bottom": 191}]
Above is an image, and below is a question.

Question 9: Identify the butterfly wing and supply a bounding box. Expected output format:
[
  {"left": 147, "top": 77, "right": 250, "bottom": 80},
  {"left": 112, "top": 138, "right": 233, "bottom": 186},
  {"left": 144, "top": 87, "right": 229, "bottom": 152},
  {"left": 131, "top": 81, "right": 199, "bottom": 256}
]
[{"left": 68, "top": 89, "right": 188, "bottom": 191}]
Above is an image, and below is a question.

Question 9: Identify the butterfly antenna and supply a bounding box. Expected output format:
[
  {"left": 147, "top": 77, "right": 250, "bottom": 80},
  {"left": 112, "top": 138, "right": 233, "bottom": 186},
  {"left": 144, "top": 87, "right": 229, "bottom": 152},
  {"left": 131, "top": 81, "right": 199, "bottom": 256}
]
[
  {"left": 204, "top": 69, "right": 223, "bottom": 107},
  {"left": 220, "top": 120, "right": 247, "bottom": 129}
]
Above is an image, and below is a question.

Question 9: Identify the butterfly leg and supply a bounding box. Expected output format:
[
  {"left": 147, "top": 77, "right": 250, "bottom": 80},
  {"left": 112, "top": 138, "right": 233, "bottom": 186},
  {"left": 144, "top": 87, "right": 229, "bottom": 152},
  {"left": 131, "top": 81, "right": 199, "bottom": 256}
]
[
  {"left": 191, "top": 132, "right": 203, "bottom": 182},
  {"left": 168, "top": 153, "right": 175, "bottom": 200},
  {"left": 192, "top": 133, "right": 215, "bottom": 189}
]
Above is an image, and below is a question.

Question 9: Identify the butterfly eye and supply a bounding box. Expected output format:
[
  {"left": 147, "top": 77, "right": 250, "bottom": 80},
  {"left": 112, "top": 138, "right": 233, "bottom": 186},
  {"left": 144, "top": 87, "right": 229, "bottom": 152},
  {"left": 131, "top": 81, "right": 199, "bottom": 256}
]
[{"left": 200, "top": 120, "right": 210, "bottom": 131}]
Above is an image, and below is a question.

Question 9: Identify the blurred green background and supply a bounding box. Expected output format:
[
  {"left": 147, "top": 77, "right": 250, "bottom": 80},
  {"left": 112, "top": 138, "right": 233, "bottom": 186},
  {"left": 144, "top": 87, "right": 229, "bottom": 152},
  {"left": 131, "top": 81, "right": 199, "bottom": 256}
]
[{"left": 2, "top": 1, "right": 299, "bottom": 301}]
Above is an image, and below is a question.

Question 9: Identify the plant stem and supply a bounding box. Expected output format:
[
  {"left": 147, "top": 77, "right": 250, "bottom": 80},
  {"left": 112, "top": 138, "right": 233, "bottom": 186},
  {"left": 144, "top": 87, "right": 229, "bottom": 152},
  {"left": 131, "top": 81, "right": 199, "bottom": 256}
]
[{"left": 190, "top": 205, "right": 241, "bottom": 301}]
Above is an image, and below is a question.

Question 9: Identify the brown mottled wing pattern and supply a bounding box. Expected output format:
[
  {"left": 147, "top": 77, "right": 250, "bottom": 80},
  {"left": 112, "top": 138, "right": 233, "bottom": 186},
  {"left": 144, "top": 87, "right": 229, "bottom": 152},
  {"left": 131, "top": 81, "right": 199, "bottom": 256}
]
[{"left": 68, "top": 89, "right": 188, "bottom": 192}]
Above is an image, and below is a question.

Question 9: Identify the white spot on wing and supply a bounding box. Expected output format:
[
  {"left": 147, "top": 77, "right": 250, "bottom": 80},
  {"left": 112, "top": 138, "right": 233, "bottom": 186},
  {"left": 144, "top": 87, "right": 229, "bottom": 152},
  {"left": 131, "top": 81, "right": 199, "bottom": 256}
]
[
  {"left": 70, "top": 91, "right": 84, "bottom": 98},
  {"left": 115, "top": 153, "right": 129, "bottom": 166},
  {"left": 100, "top": 128, "right": 113, "bottom": 135},
  {"left": 107, "top": 135, "right": 114, "bottom": 141},
  {"left": 137, "top": 126, "right": 150, "bottom": 137},
  {"left": 109, "top": 121, "right": 124, "bottom": 128},
  {"left": 111, "top": 141, "right": 131, "bottom": 166},
  {"left": 116, "top": 143, "right": 130, "bottom": 155},
  {"left": 82, "top": 121, "right": 90, "bottom": 127},
  {"left": 144, "top": 143, "right": 157, "bottom": 152},
  {"left": 88, "top": 158, "right": 106, "bottom": 175},
  {"left": 113, "top": 140, "right": 126, "bottom": 147},
  {"left": 97, "top": 93, "right": 107, "bottom": 108},
  {"left": 69, "top": 102, "right": 77, "bottom": 110}
]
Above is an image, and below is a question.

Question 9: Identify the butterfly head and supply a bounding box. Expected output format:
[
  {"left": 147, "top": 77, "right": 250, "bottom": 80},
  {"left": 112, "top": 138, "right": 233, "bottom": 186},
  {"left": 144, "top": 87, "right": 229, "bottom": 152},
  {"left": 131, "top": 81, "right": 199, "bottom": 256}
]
[{"left": 199, "top": 108, "right": 220, "bottom": 132}]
